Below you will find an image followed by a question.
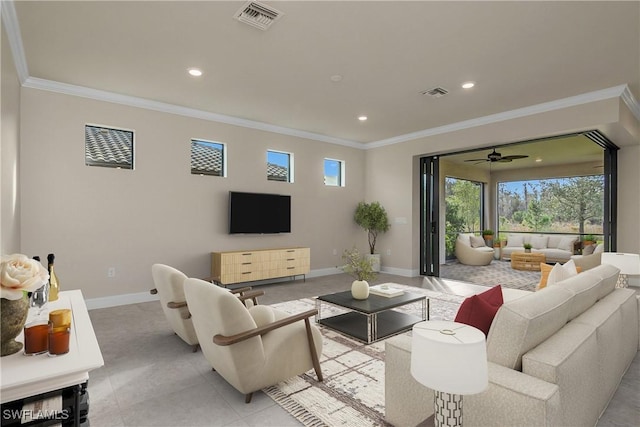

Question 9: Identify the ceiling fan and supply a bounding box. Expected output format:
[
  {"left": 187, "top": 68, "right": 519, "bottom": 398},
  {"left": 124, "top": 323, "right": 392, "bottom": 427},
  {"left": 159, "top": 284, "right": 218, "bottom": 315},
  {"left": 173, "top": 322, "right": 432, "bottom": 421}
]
[{"left": 465, "top": 149, "right": 529, "bottom": 164}]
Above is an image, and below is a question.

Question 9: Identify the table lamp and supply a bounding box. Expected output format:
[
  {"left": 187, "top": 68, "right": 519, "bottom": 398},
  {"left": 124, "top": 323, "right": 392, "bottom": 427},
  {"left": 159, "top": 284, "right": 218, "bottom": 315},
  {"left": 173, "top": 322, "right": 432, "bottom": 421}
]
[
  {"left": 601, "top": 253, "right": 640, "bottom": 288},
  {"left": 411, "top": 320, "right": 488, "bottom": 427}
]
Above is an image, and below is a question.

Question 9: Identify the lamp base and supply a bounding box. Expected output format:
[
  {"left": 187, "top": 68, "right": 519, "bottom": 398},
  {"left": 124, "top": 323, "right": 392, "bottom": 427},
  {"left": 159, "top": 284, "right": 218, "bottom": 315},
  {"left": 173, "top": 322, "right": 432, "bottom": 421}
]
[
  {"left": 434, "top": 390, "right": 462, "bottom": 427},
  {"left": 616, "top": 274, "right": 629, "bottom": 288}
]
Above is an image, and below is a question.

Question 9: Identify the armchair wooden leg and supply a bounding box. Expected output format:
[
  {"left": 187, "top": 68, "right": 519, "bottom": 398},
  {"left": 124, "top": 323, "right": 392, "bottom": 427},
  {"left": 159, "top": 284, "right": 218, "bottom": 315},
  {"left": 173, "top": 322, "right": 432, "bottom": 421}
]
[
  {"left": 192, "top": 344, "right": 199, "bottom": 353},
  {"left": 304, "top": 318, "right": 323, "bottom": 382},
  {"left": 245, "top": 393, "right": 253, "bottom": 404}
]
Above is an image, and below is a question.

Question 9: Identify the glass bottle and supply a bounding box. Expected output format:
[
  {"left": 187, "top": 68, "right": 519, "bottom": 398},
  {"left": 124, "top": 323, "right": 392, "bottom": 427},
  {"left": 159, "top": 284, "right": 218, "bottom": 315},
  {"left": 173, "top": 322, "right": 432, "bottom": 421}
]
[
  {"left": 30, "top": 255, "right": 50, "bottom": 315},
  {"left": 48, "top": 253, "right": 60, "bottom": 302}
]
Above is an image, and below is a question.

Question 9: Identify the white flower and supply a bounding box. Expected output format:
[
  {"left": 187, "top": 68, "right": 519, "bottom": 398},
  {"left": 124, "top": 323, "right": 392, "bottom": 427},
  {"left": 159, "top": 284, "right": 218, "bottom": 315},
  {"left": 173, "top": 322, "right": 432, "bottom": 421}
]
[{"left": 1, "top": 254, "right": 49, "bottom": 300}]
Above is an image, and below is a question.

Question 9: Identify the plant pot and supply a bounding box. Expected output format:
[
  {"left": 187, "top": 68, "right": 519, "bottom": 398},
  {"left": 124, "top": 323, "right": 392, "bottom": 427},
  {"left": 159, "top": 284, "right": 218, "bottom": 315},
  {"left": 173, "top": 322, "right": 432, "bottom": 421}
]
[
  {"left": 365, "top": 254, "right": 381, "bottom": 272},
  {"left": 351, "top": 280, "right": 370, "bottom": 300},
  {"left": 1, "top": 296, "right": 30, "bottom": 357},
  {"left": 524, "top": 248, "right": 531, "bottom": 253}
]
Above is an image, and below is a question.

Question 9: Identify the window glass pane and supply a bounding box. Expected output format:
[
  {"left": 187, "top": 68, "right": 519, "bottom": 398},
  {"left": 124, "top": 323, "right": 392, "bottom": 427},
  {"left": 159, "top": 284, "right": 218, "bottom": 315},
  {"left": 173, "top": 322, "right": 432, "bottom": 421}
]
[
  {"left": 445, "top": 177, "right": 482, "bottom": 259},
  {"left": 191, "top": 139, "right": 225, "bottom": 176},
  {"left": 267, "top": 150, "right": 291, "bottom": 182},
  {"left": 324, "top": 159, "right": 343, "bottom": 186},
  {"left": 85, "top": 125, "right": 133, "bottom": 169},
  {"left": 498, "top": 176, "right": 604, "bottom": 240}
]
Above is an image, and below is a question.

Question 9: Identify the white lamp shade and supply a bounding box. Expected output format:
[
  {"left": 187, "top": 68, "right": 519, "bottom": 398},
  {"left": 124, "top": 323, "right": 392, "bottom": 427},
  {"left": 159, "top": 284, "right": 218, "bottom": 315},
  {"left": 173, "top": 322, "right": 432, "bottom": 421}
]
[
  {"left": 601, "top": 253, "right": 640, "bottom": 275},
  {"left": 411, "top": 320, "right": 488, "bottom": 395}
]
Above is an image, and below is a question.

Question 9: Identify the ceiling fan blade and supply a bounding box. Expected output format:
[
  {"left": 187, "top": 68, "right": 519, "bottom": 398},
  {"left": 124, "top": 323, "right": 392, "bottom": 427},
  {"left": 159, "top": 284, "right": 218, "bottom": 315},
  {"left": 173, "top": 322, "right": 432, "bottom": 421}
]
[
  {"left": 497, "top": 158, "right": 512, "bottom": 163},
  {"left": 464, "top": 158, "right": 489, "bottom": 162},
  {"left": 501, "top": 155, "right": 529, "bottom": 160}
]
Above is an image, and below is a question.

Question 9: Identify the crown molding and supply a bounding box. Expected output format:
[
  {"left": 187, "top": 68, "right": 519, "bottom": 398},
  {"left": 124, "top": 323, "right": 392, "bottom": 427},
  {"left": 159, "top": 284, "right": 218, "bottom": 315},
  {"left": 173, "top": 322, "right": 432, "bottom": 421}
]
[
  {"left": 621, "top": 85, "right": 640, "bottom": 122},
  {"left": 22, "top": 77, "right": 364, "bottom": 149},
  {"left": 366, "top": 85, "right": 633, "bottom": 149},
  {"left": 1, "top": 0, "right": 29, "bottom": 83}
]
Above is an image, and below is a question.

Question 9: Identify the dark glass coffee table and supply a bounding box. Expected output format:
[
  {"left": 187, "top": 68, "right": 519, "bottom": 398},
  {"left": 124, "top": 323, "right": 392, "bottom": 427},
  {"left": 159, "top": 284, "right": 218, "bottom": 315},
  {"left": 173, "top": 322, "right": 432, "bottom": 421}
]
[{"left": 315, "top": 290, "right": 428, "bottom": 344}]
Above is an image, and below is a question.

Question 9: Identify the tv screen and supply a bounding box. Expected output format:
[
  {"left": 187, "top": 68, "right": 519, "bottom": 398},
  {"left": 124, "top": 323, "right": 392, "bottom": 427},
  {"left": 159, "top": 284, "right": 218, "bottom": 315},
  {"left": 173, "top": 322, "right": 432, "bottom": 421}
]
[{"left": 229, "top": 191, "right": 291, "bottom": 234}]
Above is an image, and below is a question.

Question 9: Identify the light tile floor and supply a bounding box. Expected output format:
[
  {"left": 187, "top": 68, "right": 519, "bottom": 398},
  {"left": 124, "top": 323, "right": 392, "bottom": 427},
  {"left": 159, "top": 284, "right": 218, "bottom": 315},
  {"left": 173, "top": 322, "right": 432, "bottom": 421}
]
[{"left": 87, "top": 271, "right": 639, "bottom": 426}]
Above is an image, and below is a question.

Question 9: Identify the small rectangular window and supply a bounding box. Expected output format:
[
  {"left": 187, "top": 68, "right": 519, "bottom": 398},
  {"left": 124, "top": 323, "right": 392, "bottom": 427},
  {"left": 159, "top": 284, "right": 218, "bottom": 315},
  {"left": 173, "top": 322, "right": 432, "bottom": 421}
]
[
  {"left": 267, "top": 150, "right": 293, "bottom": 182},
  {"left": 85, "top": 124, "right": 134, "bottom": 169},
  {"left": 324, "top": 158, "right": 345, "bottom": 187},
  {"left": 191, "top": 139, "right": 226, "bottom": 177}
]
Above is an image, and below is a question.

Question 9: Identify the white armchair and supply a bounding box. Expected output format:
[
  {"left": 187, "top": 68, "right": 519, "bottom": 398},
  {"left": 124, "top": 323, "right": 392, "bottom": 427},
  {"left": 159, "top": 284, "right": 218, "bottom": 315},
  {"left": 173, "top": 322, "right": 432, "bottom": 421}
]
[
  {"left": 455, "top": 233, "right": 495, "bottom": 266},
  {"left": 150, "top": 264, "right": 199, "bottom": 351},
  {"left": 184, "top": 278, "right": 323, "bottom": 403}
]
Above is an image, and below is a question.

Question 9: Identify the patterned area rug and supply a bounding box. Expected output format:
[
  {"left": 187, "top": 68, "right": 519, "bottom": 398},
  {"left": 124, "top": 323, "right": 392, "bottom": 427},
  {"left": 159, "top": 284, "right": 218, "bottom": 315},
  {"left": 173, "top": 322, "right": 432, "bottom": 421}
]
[
  {"left": 264, "top": 286, "right": 463, "bottom": 427},
  {"left": 439, "top": 259, "right": 541, "bottom": 292}
]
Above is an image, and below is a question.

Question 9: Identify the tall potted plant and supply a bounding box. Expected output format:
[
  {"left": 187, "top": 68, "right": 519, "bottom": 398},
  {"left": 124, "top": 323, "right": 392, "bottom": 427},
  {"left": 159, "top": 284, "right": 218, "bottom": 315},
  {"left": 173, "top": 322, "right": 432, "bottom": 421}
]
[{"left": 354, "top": 201, "right": 390, "bottom": 272}]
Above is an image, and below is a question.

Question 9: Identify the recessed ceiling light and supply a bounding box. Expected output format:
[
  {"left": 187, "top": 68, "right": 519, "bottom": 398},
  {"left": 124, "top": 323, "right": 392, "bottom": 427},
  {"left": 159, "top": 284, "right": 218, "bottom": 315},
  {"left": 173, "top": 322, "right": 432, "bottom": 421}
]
[
  {"left": 462, "top": 81, "right": 475, "bottom": 89},
  {"left": 535, "top": 158, "right": 542, "bottom": 162},
  {"left": 188, "top": 68, "right": 203, "bottom": 77},
  {"left": 358, "top": 116, "right": 368, "bottom": 121},
  {"left": 330, "top": 74, "right": 343, "bottom": 82}
]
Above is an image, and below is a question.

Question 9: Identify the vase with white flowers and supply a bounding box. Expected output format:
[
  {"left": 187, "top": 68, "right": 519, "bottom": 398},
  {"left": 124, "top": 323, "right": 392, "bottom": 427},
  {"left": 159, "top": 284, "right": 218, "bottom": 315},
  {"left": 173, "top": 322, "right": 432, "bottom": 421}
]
[{"left": 1, "top": 254, "right": 49, "bottom": 356}]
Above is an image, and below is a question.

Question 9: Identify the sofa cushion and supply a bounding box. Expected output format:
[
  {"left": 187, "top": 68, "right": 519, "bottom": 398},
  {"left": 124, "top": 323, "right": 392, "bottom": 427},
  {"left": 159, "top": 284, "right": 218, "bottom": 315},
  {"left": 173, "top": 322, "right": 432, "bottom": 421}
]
[
  {"left": 550, "top": 269, "right": 600, "bottom": 320},
  {"left": 558, "top": 236, "right": 577, "bottom": 252},
  {"left": 581, "top": 264, "right": 619, "bottom": 300},
  {"left": 455, "top": 285, "right": 503, "bottom": 336},
  {"left": 506, "top": 235, "right": 524, "bottom": 248},
  {"left": 457, "top": 233, "right": 473, "bottom": 246},
  {"left": 487, "top": 286, "right": 574, "bottom": 370},
  {"left": 582, "top": 244, "right": 596, "bottom": 255},
  {"left": 470, "top": 235, "right": 486, "bottom": 248},
  {"left": 531, "top": 235, "right": 548, "bottom": 249}
]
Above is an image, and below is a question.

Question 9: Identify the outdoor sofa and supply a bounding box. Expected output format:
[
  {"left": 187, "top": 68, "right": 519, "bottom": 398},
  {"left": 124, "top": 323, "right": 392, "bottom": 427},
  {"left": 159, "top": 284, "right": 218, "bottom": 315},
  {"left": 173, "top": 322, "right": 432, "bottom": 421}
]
[
  {"left": 500, "top": 233, "right": 580, "bottom": 263},
  {"left": 385, "top": 264, "right": 639, "bottom": 426}
]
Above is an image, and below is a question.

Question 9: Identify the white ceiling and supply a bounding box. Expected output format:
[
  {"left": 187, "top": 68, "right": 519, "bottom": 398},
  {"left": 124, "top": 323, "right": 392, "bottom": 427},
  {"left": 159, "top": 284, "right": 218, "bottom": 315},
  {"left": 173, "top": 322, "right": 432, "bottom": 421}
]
[{"left": 8, "top": 1, "right": 640, "bottom": 147}]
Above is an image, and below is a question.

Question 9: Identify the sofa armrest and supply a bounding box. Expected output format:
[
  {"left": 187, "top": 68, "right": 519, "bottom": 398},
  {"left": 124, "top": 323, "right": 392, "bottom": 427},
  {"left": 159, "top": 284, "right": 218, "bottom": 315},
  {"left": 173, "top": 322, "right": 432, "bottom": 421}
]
[
  {"left": 385, "top": 334, "right": 562, "bottom": 427},
  {"left": 385, "top": 335, "right": 435, "bottom": 427},
  {"left": 465, "top": 362, "right": 561, "bottom": 426}
]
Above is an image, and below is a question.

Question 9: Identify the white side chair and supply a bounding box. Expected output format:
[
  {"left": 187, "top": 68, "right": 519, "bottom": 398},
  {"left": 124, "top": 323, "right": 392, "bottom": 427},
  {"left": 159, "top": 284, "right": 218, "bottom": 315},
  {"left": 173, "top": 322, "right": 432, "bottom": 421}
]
[
  {"left": 184, "top": 277, "right": 323, "bottom": 403},
  {"left": 150, "top": 264, "right": 199, "bottom": 351}
]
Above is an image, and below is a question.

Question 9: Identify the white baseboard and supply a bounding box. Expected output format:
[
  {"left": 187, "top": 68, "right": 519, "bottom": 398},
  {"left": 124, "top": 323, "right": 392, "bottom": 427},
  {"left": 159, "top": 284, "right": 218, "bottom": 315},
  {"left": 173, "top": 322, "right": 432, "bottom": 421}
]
[
  {"left": 86, "top": 267, "right": 345, "bottom": 310},
  {"left": 86, "top": 291, "right": 159, "bottom": 310},
  {"left": 381, "top": 266, "right": 420, "bottom": 277}
]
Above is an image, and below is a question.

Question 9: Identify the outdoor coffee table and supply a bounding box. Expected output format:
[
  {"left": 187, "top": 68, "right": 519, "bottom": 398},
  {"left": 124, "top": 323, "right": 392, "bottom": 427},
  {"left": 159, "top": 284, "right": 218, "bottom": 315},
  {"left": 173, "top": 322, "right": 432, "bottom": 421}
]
[
  {"left": 315, "top": 290, "right": 428, "bottom": 344},
  {"left": 511, "top": 251, "right": 546, "bottom": 271}
]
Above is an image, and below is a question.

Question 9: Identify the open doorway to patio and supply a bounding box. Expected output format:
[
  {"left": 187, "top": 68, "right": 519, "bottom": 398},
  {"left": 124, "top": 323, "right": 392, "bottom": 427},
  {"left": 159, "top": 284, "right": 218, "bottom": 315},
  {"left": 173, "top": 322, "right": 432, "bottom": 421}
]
[{"left": 419, "top": 130, "right": 618, "bottom": 288}]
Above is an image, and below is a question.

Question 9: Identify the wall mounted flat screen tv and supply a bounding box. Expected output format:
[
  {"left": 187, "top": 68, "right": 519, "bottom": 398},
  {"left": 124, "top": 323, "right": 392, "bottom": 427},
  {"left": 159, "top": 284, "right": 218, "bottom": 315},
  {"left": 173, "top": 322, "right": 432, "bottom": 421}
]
[{"left": 229, "top": 191, "right": 291, "bottom": 234}]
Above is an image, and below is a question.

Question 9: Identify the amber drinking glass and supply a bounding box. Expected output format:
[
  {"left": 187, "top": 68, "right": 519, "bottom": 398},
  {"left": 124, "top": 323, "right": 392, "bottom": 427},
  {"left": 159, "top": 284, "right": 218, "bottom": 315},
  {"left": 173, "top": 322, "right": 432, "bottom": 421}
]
[{"left": 24, "top": 320, "right": 50, "bottom": 355}]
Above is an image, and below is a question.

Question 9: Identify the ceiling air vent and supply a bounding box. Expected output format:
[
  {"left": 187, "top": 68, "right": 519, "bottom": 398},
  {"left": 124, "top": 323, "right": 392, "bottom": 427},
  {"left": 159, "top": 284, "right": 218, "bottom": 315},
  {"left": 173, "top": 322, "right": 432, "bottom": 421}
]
[
  {"left": 235, "top": 1, "right": 282, "bottom": 30},
  {"left": 421, "top": 87, "right": 449, "bottom": 98}
]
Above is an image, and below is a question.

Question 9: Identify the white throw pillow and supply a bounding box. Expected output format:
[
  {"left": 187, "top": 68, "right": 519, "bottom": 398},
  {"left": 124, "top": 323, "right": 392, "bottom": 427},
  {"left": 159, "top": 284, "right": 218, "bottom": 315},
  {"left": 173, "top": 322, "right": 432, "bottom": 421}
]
[
  {"left": 470, "top": 236, "right": 486, "bottom": 248},
  {"left": 558, "top": 236, "right": 577, "bottom": 252},
  {"left": 506, "top": 235, "right": 524, "bottom": 248},
  {"left": 547, "top": 259, "right": 579, "bottom": 286},
  {"left": 457, "top": 233, "right": 473, "bottom": 247},
  {"left": 530, "top": 235, "right": 548, "bottom": 250},
  {"left": 594, "top": 243, "right": 604, "bottom": 254}
]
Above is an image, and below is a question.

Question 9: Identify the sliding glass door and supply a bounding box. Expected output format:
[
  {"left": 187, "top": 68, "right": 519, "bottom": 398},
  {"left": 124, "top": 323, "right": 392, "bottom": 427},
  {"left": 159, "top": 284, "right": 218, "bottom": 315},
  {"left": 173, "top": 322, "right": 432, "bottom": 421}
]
[{"left": 420, "top": 156, "right": 439, "bottom": 276}]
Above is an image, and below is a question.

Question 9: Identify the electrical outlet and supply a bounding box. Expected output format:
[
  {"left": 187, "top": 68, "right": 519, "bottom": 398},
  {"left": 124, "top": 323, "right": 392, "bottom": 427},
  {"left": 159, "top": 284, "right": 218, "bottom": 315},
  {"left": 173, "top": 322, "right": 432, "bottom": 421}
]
[{"left": 108, "top": 267, "right": 116, "bottom": 278}]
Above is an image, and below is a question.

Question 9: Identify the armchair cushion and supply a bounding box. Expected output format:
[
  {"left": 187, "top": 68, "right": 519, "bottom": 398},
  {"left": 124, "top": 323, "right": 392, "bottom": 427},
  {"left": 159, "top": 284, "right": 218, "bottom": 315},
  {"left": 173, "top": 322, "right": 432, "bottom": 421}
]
[
  {"left": 531, "top": 236, "right": 548, "bottom": 250},
  {"left": 470, "top": 236, "right": 486, "bottom": 248},
  {"left": 249, "top": 305, "right": 276, "bottom": 328}
]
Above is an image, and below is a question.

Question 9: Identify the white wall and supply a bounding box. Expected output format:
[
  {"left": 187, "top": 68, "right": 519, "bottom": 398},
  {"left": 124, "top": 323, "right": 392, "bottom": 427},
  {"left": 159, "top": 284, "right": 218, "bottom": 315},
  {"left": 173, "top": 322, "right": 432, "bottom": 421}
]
[
  {"left": 1, "top": 22, "right": 21, "bottom": 255},
  {"left": 19, "top": 88, "right": 366, "bottom": 299}
]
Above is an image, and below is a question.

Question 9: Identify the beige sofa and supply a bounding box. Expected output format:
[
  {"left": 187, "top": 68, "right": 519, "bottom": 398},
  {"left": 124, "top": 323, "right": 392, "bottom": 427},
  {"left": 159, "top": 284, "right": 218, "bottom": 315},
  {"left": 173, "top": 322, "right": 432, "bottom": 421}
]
[
  {"left": 385, "top": 264, "right": 639, "bottom": 426},
  {"left": 501, "top": 233, "right": 580, "bottom": 263}
]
